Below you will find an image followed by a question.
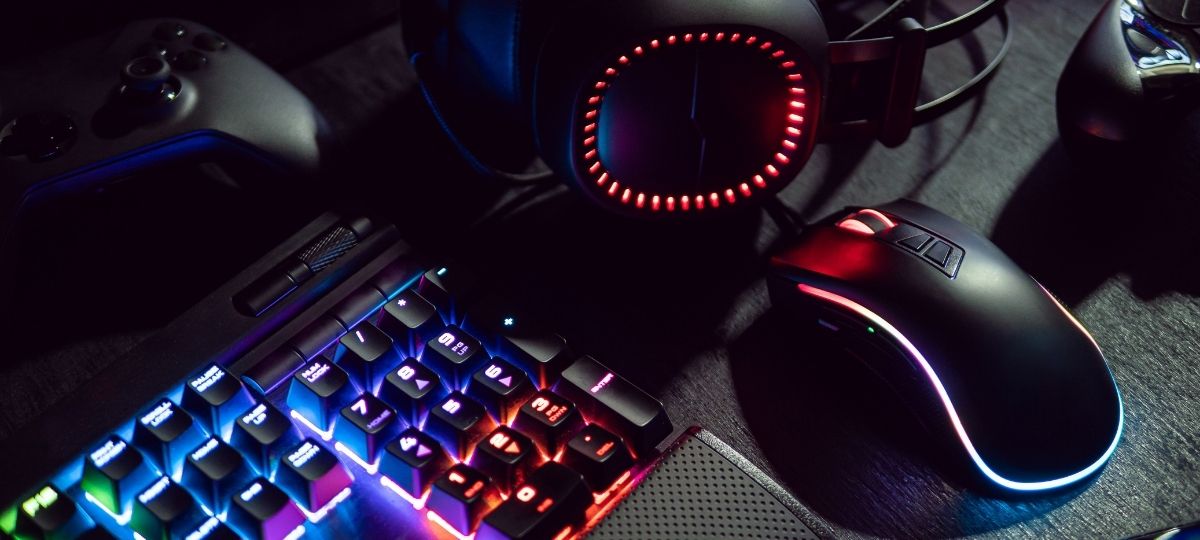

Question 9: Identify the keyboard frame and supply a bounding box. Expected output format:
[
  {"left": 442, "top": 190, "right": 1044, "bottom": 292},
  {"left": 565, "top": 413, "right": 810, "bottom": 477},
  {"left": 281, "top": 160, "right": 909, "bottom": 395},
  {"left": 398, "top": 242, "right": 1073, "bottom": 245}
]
[
  {"left": 0, "top": 211, "right": 413, "bottom": 502},
  {"left": 0, "top": 210, "right": 682, "bottom": 539}
]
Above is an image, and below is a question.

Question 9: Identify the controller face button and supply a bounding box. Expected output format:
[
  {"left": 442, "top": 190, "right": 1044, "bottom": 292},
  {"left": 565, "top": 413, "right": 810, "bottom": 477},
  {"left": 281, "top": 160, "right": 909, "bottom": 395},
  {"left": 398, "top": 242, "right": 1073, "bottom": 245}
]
[
  {"left": 170, "top": 50, "right": 208, "bottom": 71},
  {"left": 136, "top": 42, "right": 170, "bottom": 59},
  {"left": 153, "top": 22, "right": 188, "bottom": 41},
  {"left": 193, "top": 33, "right": 227, "bottom": 52}
]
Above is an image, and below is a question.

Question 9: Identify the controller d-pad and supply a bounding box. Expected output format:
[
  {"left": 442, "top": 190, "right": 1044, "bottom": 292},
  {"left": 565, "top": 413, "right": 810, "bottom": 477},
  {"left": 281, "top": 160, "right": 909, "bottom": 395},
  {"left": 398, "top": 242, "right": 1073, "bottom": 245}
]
[{"left": 1145, "top": 0, "right": 1200, "bottom": 27}]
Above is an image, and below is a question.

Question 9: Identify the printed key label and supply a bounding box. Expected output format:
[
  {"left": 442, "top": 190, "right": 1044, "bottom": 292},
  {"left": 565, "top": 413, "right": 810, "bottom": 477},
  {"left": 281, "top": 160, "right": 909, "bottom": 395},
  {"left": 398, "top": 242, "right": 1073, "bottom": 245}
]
[
  {"left": 437, "top": 332, "right": 473, "bottom": 357},
  {"left": 190, "top": 365, "right": 226, "bottom": 393},
  {"left": 300, "top": 361, "right": 332, "bottom": 384}
]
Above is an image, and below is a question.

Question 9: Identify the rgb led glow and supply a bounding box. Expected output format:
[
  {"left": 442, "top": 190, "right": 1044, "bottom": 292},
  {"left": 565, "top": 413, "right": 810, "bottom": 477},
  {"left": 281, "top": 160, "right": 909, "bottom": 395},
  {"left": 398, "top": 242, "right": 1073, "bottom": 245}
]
[
  {"left": 580, "top": 29, "right": 809, "bottom": 213},
  {"left": 795, "top": 283, "right": 1123, "bottom": 491}
]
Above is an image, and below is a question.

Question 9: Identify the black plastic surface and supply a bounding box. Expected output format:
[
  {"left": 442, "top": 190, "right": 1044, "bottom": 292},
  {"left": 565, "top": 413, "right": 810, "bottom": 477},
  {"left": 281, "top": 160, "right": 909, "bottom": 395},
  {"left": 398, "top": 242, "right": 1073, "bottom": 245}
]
[
  {"left": 0, "top": 18, "right": 328, "bottom": 247},
  {"left": 770, "top": 200, "right": 1122, "bottom": 486}
]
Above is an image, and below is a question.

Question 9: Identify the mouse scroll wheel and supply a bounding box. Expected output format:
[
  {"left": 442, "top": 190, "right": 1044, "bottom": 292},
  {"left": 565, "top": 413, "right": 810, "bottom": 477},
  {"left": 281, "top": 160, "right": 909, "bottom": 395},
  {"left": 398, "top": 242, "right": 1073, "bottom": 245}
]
[{"left": 836, "top": 209, "right": 897, "bottom": 236}]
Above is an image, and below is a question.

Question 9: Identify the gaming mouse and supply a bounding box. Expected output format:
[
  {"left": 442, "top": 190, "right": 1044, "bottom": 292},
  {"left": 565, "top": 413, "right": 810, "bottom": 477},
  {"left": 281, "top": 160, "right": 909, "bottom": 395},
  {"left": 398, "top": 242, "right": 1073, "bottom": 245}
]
[{"left": 768, "top": 199, "right": 1123, "bottom": 492}]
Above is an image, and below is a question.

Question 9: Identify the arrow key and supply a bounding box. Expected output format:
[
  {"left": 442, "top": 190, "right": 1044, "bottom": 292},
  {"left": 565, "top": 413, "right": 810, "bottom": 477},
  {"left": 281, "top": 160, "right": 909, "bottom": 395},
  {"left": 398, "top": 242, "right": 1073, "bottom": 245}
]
[
  {"left": 467, "top": 359, "right": 534, "bottom": 424},
  {"left": 379, "top": 358, "right": 447, "bottom": 425},
  {"left": 380, "top": 427, "right": 452, "bottom": 499}
]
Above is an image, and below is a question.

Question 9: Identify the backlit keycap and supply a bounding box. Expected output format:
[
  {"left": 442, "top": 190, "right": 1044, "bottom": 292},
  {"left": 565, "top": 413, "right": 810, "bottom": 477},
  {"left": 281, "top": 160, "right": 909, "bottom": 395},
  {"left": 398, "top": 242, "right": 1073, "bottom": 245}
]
[
  {"left": 333, "top": 393, "right": 403, "bottom": 463},
  {"left": 467, "top": 359, "right": 535, "bottom": 424},
  {"left": 130, "top": 477, "right": 206, "bottom": 540},
  {"left": 562, "top": 424, "right": 633, "bottom": 493},
  {"left": 334, "top": 322, "right": 402, "bottom": 389},
  {"left": 425, "top": 392, "right": 496, "bottom": 460},
  {"left": 422, "top": 327, "right": 487, "bottom": 389},
  {"left": 81, "top": 436, "right": 158, "bottom": 516},
  {"left": 477, "top": 462, "right": 592, "bottom": 540},
  {"left": 285, "top": 359, "right": 357, "bottom": 432},
  {"left": 132, "top": 399, "right": 207, "bottom": 477},
  {"left": 471, "top": 427, "right": 538, "bottom": 493},
  {"left": 426, "top": 464, "right": 500, "bottom": 537},
  {"left": 180, "top": 437, "right": 254, "bottom": 512},
  {"left": 379, "top": 428, "right": 452, "bottom": 498},
  {"left": 181, "top": 364, "right": 254, "bottom": 438},
  {"left": 230, "top": 402, "right": 302, "bottom": 475},
  {"left": 226, "top": 479, "right": 306, "bottom": 540},
  {"left": 275, "top": 440, "right": 353, "bottom": 512},
  {"left": 13, "top": 484, "right": 93, "bottom": 540},
  {"left": 512, "top": 391, "right": 584, "bottom": 455},
  {"left": 378, "top": 358, "right": 447, "bottom": 425}
]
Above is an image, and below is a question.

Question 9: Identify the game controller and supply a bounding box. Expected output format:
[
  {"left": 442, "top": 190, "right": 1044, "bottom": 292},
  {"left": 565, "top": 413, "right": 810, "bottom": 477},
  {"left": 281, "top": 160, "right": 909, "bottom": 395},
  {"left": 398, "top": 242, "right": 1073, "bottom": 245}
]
[
  {"left": 1058, "top": 0, "right": 1200, "bottom": 155},
  {"left": 0, "top": 19, "right": 329, "bottom": 240}
]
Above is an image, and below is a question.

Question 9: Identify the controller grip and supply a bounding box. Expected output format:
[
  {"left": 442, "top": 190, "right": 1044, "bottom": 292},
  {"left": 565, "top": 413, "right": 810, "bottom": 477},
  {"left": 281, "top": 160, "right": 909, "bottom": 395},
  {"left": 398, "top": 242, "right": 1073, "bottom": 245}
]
[{"left": 1057, "top": 0, "right": 1145, "bottom": 147}]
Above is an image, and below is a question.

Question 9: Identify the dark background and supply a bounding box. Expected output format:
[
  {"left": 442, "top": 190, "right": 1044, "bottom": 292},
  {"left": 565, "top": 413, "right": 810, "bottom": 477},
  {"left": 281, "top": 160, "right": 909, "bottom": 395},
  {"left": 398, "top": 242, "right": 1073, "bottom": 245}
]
[{"left": 3, "top": 0, "right": 1199, "bottom": 538}]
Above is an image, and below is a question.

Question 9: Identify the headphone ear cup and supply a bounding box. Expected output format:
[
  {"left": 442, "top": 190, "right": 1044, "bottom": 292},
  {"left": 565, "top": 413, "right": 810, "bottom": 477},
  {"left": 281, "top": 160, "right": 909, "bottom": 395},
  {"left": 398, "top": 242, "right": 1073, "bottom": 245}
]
[
  {"left": 402, "top": 0, "right": 560, "bottom": 171},
  {"left": 533, "top": 0, "right": 829, "bottom": 217}
]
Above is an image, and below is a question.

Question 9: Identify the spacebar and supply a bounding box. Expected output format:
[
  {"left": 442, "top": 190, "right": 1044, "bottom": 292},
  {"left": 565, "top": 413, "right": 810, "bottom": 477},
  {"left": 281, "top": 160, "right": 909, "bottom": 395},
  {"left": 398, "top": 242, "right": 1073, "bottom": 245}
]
[{"left": 554, "top": 356, "right": 672, "bottom": 454}]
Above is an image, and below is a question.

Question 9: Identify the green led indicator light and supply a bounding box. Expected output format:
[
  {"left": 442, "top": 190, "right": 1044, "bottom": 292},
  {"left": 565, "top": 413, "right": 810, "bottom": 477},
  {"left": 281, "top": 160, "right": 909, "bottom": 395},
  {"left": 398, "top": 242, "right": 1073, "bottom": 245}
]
[{"left": 867, "top": 327, "right": 876, "bottom": 334}]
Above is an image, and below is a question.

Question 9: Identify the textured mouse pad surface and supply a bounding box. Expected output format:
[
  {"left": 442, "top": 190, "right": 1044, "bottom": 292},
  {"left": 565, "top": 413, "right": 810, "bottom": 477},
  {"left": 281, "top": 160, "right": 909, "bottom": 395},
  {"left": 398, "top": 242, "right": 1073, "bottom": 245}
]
[{"left": 587, "top": 430, "right": 831, "bottom": 540}]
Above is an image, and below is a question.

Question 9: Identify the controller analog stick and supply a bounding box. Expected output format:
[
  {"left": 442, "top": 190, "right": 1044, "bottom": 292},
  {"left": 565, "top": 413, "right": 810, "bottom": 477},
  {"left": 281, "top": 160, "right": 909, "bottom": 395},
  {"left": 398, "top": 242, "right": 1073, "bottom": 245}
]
[
  {"left": 0, "top": 112, "right": 77, "bottom": 161},
  {"left": 120, "top": 56, "right": 176, "bottom": 102}
]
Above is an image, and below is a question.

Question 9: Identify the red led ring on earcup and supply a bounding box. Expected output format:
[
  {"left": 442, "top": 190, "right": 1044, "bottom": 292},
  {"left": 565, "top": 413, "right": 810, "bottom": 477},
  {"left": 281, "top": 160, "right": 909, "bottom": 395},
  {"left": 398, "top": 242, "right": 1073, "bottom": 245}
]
[
  {"left": 533, "top": 0, "right": 828, "bottom": 219},
  {"left": 578, "top": 28, "right": 817, "bottom": 214}
]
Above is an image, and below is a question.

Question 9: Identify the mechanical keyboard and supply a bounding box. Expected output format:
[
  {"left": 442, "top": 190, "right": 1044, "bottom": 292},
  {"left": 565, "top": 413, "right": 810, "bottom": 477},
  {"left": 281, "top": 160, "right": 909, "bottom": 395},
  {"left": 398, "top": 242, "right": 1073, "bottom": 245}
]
[
  {"left": 0, "top": 212, "right": 678, "bottom": 540},
  {"left": 0, "top": 212, "right": 832, "bottom": 540}
]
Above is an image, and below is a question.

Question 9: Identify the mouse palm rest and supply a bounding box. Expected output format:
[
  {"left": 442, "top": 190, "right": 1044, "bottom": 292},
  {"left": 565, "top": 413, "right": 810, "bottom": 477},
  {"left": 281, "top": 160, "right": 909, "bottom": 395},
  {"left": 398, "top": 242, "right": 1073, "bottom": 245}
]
[{"left": 768, "top": 199, "right": 1122, "bottom": 492}]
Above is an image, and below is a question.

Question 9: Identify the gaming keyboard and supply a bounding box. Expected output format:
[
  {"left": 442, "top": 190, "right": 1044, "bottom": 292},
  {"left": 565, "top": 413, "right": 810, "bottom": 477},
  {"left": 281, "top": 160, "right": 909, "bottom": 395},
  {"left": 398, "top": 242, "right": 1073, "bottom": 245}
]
[{"left": 0, "top": 212, "right": 830, "bottom": 540}]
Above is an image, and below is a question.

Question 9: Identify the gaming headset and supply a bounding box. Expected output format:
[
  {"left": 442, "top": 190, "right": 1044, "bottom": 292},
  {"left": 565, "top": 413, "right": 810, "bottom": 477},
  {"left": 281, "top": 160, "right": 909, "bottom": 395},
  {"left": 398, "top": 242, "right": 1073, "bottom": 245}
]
[{"left": 402, "top": 0, "right": 1010, "bottom": 218}]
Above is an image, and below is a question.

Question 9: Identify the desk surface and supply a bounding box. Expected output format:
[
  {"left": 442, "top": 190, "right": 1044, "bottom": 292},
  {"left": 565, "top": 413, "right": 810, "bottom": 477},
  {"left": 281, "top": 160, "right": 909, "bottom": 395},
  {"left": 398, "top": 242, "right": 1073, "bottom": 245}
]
[
  {"left": 4, "top": 1, "right": 1199, "bottom": 538},
  {"left": 379, "top": 1, "right": 1198, "bottom": 537}
]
